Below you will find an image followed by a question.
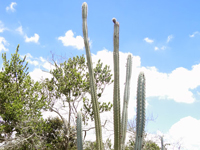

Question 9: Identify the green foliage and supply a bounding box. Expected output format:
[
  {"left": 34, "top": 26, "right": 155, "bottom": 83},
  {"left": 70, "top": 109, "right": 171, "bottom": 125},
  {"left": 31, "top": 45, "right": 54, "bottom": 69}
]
[
  {"left": 126, "top": 138, "right": 160, "bottom": 150},
  {"left": 0, "top": 45, "right": 47, "bottom": 149},
  {"left": 43, "top": 54, "right": 113, "bottom": 124},
  {"left": 42, "top": 53, "right": 113, "bottom": 149},
  {"left": 143, "top": 140, "right": 160, "bottom": 150}
]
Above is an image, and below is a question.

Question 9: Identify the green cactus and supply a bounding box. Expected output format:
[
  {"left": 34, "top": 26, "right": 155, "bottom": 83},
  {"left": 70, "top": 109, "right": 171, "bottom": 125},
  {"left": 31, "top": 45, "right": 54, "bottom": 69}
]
[
  {"left": 82, "top": 2, "right": 104, "bottom": 150},
  {"left": 112, "top": 17, "right": 121, "bottom": 150},
  {"left": 77, "top": 112, "right": 83, "bottom": 150},
  {"left": 80, "top": 2, "right": 146, "bottom": 150},
  {"left": 121, "top": 54, "right": 132, "bottom": 150},
  {"left": 161, "top": 136, "right": 164, "bottom": 150},
  {"left": 135, "top": 72, "right": 146, "bottom": 150}
]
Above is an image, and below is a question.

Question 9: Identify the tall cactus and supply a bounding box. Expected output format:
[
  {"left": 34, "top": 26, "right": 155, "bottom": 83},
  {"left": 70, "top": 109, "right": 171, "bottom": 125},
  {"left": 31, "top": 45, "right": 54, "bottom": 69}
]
[
  {"left": 135, "top": 72, "right": 146, "bottom": 150},
  {"left": 112, "top": 18, "right": 121, "bottom": 150},
  {"left": 80, "top": 2, "right": 146, "bottom": 150},
  {"left": 82, "top": 2, "right": 103, "bottom": 150},
  {"left": 121, "top": 54, "right": 132, "bottom": 150},
  {"left": 77, "top": 112, "right": 83, "bottom": 150}
]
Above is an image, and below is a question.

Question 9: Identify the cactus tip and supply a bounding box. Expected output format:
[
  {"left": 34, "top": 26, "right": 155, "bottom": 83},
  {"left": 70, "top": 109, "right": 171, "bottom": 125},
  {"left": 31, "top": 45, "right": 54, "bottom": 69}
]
[
  {"left": 82, "top": 2, "right": 87, "bottom": 6},
  {"left": 112, "top": 18, "right": 116, "bottom": 23},
  {"left": 82, "top": 2, "right": 88, "bottom": 18}
]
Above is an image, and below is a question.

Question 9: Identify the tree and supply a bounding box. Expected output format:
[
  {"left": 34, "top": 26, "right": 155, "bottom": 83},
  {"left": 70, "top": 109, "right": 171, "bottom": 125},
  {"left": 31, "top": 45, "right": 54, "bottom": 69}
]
[
  {"left": 0, "top": 45, "right": 47, "bottom": 149},
  {"left": 41, "top": 54, "right": 113, "bottom": 149}
]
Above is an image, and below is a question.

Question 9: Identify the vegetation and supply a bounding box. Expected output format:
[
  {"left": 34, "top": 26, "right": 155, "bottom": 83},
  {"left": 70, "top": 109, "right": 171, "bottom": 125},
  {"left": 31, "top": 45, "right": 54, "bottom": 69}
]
[
  {"left": 0, "top": 45, "right": 113, "bottom": 149},
  {"left": 0, "top": 45, "right": 46, "bottom": 149}
]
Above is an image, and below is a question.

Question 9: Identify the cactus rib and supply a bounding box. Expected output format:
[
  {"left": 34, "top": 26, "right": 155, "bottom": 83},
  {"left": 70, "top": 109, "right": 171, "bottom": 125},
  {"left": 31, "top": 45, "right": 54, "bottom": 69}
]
[{"left": 82, "top": 2, "right": 103, "bottom": 150}]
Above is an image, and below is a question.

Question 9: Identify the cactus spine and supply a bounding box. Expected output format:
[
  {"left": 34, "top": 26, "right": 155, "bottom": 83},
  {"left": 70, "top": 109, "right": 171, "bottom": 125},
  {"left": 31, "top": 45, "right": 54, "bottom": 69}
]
[
  {"left": 77, "top": 112, "right": 83, "bottom": 150},
  {"left": 121, "top": 54, "right": 132, "bottom": 150},
  {"left": 112, "top": 18, "right": 121, "bottom": 150},
  {"left": 135, "top": 72, "right": 146, "bottom": 150},
  {"left": 82, "top": 2, "right": 103, "bottom": 150}
]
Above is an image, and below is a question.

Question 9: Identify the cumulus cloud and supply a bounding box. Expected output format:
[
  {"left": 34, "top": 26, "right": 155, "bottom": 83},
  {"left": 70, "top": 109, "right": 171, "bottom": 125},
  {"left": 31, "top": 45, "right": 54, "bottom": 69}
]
[
  {"left": 29, "top": 68, "right": 53, "bottom": 82},
  {"left": 25, "top": 33, "right": 39, "bottom": 43},
  {"left": 58, "top": 30, "right": 84, "bottom": 50},
  {"left": 160, "top": 116, "right": 200, "bottom": 150},
  {"left": 0, "top": 37, "right": 9, "bottom": 52},
  {"left": 189, "top": 31, "right": 199, "bottom": 38},
  {"left": 144, "top": 37, "right": 154, "bottom": 43},
  {"left": 167, "top": 35, "right": 173, "bottom": 43},
  {"left": 6, "top": 2, "right": 17, "bottom": 12},
  {"left": 88, "top": 49, "right": 200, "bottom": 104}
]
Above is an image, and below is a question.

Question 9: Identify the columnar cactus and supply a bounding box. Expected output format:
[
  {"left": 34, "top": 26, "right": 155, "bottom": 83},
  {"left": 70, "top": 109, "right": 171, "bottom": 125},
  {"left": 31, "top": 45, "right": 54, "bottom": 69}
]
[
  {"left": 112, "top": 17, "right": 121, "bottom": 150},
  {"left": 77, "top": 112, "right": 83, "bottom": 150},
  {"left": 161, "top": 136, "right": 164, "bottom": 150},
  {"left": 82, "top": 2, "right": 104, "bottom": 150},
  {"left": 121, "top": 54, "right": 132, "bottom": 150},
  {"left": 135, "top": 72, "right": 146, "bottom": 150},
  {"left": 80, "top": 2, "right": 146, "bottom": 150}
]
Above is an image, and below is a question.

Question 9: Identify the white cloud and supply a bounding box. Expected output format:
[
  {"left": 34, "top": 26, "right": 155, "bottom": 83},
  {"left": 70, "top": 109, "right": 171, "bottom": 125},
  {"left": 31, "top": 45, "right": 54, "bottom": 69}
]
[
  {"left": 27, "top": 60, "right": 39, "bottom": 66},
  {"left": 154, "top": 47, "right": 159, "bottom": 51},
  {"left": 89, "top": 49, "right": 200, "bottom": 104},
  {"left": 20, "top": 53, "right": 39, "bottom": 66},
  {"left": 58, "top": 30, "right": 84, "bottom": 50},
  {"left": 167, "top": 35, "right": 173, "bottom": 43},
  {"left": 21, "top": 53, "right": 33, "bottom": 59},
  {"left": 6, "top": 2, "right": 17, "bottom": 12},
  {"left": 189, "top": 31, "right": 199, "bottom": 38},
  {"left": 40, "top": 57, "right": 45, "bottom": 62},
  {"left": 162, "top": 116, "right": 200, "bottom": 150},
  {"left": 0, "top": 37, "right": 9, "bottom": 52},
  {"left": 25, "top": 33, "right": 39, "bottom": 43},
  {"left": 144, "top": 37, "right": 154, "bottom": 43},
  {"left": 42, "top": 61, "right": 55, "bottom": 71},
  {"left": 29, "top": 68, "right": 53, "bottom": 82},
  {"left": 16, "top": 26, "right": 23, "bottom": 35}
]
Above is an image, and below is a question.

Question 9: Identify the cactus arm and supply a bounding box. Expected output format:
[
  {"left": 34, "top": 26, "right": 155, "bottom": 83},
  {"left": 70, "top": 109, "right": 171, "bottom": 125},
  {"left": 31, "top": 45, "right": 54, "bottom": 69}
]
[
  {"left": 121, "top": 54, "right": 132, "bottom": 150},
  {"left": 82, "top": 2, "right": 103, "bottom": 150},
  {"left": 135, "top": 72, "right": 146, "bottom": 150},
  {"left": 77, "top": 112, "right": 83, "bottom": 150},
  {"left": 112, "top": 18, "right": 121, "bottom": 150}
]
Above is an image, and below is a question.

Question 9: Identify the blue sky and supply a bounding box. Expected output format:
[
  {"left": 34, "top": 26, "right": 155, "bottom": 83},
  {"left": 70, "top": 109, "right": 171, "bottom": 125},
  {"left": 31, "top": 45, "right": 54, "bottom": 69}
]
[{"left": 1, "top": 1, "right": 200, "bottom": 149}]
